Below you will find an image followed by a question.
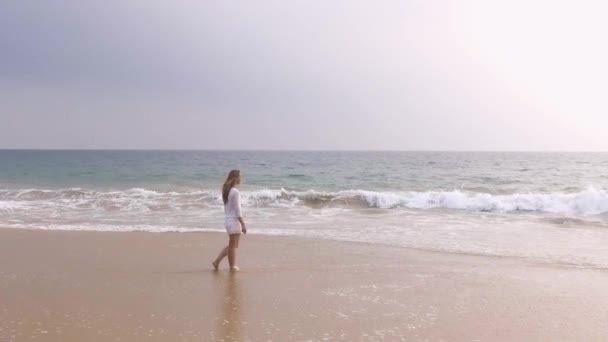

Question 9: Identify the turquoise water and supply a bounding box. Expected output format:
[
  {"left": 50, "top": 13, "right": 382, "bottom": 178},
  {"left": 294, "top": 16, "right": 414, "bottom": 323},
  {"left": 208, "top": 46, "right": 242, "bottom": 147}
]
[
  {"left": 2, "top": 150, "right": 608, "bottom": 267},
  {"left": 2, "top": 150, "right": 608, "bottom": 193}
]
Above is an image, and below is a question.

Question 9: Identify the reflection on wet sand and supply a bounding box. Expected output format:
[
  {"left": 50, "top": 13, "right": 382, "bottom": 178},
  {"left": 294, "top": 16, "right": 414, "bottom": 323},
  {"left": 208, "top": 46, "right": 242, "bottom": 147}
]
[{"left": 216, "top": 272, "right": 241, "bottom": 341}]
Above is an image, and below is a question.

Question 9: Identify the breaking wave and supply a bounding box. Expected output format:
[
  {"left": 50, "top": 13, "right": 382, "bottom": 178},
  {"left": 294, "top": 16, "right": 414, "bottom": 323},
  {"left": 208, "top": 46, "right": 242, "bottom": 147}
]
[{"left": 1, "top": 186, "right": 608, "bottom": 215}]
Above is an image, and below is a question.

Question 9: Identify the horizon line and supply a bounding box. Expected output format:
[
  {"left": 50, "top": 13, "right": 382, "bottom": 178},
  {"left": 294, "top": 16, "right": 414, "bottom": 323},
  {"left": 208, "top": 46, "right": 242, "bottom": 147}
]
[{"left": 1, "top": 148, "right": 607, "bottom": 153}]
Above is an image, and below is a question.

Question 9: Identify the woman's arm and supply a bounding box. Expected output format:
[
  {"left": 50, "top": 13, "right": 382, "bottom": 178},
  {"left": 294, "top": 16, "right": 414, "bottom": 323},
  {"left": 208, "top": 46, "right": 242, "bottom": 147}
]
[
  {"left": 234, "top": 189, "right": 246, "bottom": 234},
  {"left": 238, "top": 217, "right": 247, "bottom": 234}
]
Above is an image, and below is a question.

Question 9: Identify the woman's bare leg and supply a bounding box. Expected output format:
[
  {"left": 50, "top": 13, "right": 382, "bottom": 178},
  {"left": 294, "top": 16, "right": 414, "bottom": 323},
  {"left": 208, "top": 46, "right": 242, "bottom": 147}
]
[
  {"left": 212, "top": 247, "right": 228, "bottom": 270},
  {"left": 212, "top": 238, "right": 231, "bottom": 270},
  {"left": 228, "top": 234, "right": 240, "bottom": 270}
]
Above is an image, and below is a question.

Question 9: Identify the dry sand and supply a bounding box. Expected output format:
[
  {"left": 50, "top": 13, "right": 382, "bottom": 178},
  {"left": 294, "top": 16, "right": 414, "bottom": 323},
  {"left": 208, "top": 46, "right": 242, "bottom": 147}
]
[{"left": 1, "top": 228, "right": 608, "bottom": 341}]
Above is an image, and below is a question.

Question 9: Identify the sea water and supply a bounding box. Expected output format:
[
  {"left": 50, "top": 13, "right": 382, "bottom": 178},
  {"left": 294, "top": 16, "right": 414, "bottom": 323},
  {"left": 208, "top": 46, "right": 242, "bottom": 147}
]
[{"left": 1, "top": 150, "right": 608, "bottom": 267}]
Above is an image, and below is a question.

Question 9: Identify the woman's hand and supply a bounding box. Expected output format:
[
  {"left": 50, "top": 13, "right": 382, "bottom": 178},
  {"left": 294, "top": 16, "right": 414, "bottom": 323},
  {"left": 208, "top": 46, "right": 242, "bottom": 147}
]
[{"left": 241, "top": 223, "right": 247, "bottom": 234}]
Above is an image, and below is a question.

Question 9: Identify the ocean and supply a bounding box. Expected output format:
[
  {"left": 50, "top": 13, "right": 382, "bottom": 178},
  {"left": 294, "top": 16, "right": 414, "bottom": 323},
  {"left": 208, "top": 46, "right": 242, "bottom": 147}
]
[{"left": 1, "top": 150, "right": 608, "bottom": 267}]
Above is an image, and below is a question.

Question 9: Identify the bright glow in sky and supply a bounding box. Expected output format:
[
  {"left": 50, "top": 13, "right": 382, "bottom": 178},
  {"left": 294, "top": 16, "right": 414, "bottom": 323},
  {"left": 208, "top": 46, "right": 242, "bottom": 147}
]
[{"left": 1, "top": 1, "right": 606, "bottom": 150}]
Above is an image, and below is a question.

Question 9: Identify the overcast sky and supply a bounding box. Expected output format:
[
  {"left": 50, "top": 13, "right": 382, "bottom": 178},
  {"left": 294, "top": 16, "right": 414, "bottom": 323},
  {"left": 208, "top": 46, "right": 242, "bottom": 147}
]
[{"left": 1, "top": 1, "right": 607, "bottom": 150}]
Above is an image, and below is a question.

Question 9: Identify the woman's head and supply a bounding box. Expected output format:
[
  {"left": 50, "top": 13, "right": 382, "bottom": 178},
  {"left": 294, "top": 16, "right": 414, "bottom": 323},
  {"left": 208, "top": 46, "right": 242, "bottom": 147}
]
[{"left": 222, "top": 169, "right": 241, "bottom": 204}]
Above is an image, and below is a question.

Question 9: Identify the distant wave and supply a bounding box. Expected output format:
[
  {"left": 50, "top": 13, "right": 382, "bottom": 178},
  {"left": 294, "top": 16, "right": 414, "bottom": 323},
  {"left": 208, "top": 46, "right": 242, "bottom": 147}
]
[
  {"left": 0, "top": 188, "right": 217, "bottom": 213},
  {"left": 286, "top": 174, "right": 309, "bottom": 178},
  {"left": 1, "top": 186, "right": 608, "bottom": 215}
]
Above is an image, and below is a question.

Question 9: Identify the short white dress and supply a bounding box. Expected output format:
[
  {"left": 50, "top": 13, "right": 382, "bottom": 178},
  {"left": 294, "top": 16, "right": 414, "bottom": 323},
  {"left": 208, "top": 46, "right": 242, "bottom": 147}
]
[{"left": 224, "top": 187, "right": 243, "bottom": 235}]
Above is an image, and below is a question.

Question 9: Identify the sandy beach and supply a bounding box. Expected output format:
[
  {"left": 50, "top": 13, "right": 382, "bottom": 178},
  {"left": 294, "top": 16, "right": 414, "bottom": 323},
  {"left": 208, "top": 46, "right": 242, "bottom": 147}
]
[{"left": 1, "top": 228, "right": 608, "bottom": 341}]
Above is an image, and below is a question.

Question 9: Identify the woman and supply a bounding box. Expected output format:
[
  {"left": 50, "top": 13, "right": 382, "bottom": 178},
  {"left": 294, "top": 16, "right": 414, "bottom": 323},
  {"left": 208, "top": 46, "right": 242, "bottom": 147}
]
[{"left": 212, "top": 169, "right": 247, "bottom": 271}]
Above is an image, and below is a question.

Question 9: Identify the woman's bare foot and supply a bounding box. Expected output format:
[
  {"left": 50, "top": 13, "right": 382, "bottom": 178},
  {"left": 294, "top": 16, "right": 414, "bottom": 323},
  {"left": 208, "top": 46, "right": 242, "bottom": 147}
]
[
  {"left": 230, "top": 266, "right": 240, "bottom": 272},
  {"left": 212, "top": 261, "right": 219, "bottom": 271}
]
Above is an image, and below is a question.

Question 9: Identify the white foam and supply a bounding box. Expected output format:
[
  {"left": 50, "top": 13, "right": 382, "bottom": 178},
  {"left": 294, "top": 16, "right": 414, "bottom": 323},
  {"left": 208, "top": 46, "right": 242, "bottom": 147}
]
[
  {"left": 0, "top": 223, "right": 223, "bottom": 233},
  {"left": 0, "top": 200, "right": 25, "bottom": 212},
  {"left": 1, "top": 186, "right": 608, "bottom": 215},
  {"left": 242, "top": 187, "right": 608, "bottom": 215},
  {"left": 355, "top": 186, "right": 608, "bottom": 215}
]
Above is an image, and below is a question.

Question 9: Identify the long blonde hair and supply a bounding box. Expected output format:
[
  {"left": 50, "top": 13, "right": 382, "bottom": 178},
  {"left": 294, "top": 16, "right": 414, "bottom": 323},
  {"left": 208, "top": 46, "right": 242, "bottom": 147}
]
[{"left": 222, "top": 169, "right": 241, "bottom": 204}]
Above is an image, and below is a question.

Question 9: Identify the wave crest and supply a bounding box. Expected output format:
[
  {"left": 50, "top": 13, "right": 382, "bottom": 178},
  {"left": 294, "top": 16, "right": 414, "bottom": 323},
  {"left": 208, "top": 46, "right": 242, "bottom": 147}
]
[
  {"left": 243, "top": 187, "right": 608, "bottom": 215},
  {"left": 1, "top": 187, "right": 607, "bottom": 215}
]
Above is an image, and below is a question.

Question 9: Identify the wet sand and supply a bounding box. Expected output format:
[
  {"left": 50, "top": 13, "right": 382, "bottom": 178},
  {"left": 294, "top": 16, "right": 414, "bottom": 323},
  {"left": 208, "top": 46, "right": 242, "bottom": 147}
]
[{"left": 1, "top": 228, "right": 608, "bottom": 341}]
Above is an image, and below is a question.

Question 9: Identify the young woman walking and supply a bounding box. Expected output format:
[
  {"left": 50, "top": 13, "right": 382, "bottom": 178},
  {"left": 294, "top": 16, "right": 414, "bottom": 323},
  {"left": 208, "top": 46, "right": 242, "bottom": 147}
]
[{"left": 212, "top": 170, "right": 247, "bottom": 271}]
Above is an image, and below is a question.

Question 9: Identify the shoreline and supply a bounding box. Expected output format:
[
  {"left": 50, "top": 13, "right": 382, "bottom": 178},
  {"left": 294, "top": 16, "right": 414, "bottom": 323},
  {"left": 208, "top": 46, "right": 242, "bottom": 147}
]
[
  {"left": 5, "top": 225, "right": 606, "bottom": 271},
  {"left": 2, "top": 228, "right": 608, "bottom": 341}
]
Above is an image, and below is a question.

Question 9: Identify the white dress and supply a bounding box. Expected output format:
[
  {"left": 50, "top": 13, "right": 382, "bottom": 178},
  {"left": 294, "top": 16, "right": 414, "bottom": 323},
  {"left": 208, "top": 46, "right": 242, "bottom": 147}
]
[{"left": 224, "top": 187, "right": 242, "bottom": 235}]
